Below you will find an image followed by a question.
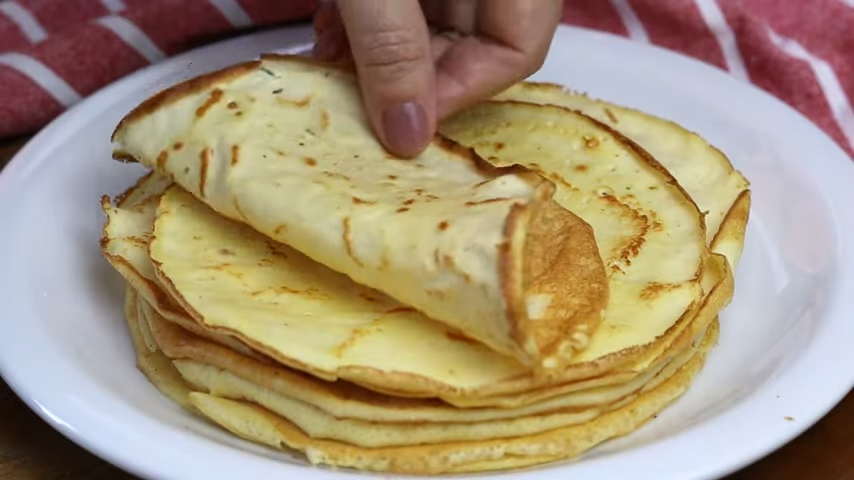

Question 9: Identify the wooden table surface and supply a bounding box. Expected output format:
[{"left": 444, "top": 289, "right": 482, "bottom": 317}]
[{"left": 1, "top": 137, "right": 852, "bottom": 480}]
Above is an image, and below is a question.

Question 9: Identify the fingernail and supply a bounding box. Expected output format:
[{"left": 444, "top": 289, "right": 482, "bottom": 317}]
[{"left": 381, "top": 101, "right": 429, "bottom": 158}]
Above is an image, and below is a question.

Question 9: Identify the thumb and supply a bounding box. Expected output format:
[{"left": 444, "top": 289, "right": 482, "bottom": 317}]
[{"left": 337, "top": 0, "right": 435, "bottom": 158}]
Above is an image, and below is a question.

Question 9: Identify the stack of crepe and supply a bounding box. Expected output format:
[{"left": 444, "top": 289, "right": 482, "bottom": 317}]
[{"left": 100, "top": 55, "right": 750, "bottom": 474}]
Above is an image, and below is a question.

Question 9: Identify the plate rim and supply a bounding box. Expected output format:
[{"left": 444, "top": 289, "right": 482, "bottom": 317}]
[{"left": 0, "top": 23, "right": 853, "bottom": 480}]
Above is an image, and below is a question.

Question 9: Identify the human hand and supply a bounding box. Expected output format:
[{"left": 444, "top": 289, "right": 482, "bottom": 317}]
[{"left": 312, "top": 0, "right": 563, "bottom": 158}]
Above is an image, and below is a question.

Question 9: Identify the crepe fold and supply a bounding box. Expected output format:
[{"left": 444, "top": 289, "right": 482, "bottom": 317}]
[{"left": 110, "top": 55, "right": 608, "bottom": 371}]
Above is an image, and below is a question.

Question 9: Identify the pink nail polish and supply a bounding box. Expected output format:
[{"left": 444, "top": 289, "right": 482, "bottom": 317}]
[{"left": 381, "top": 102, "right": 429, "bottom": 158}]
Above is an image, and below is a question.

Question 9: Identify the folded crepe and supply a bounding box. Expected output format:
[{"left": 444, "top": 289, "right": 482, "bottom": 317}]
[{"left": 110, "top": 55, "right": 608, "bottom": 371}]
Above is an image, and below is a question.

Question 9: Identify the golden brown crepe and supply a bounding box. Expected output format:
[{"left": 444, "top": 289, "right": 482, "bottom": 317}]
[{"left": 490, "top": 82, "right": 751, "bottom": 266}]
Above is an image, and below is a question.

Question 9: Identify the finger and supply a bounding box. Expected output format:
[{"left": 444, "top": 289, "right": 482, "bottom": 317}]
[
  {"left": 313, "top": 33, "right": 352, "bottom": 63},
  {"left": 428, "top": 0, "right": 476, "bottom": 62},
  {"left": 430, "top": 31, "right": 456, "bottom": 62},
  {"left": 434, "top": 0, "right": 562, "bottom": 118},
  {"left": 421, "top": 0, "right": 441, "bottom": 25},
  {"left": 477, "top": 0, "right": 562, "bottom": 56},
  {"left": 312, "top": 1, "right": 348, "bottom": 61},
  {"left": 312, "top": 0, "right": 337, "bottom": 36},
  {"left": 337, "top": 0, "right": 436, "bottom": 158},
  {"left": 435, "top": 0, "right": 477, "bottom": 34}
]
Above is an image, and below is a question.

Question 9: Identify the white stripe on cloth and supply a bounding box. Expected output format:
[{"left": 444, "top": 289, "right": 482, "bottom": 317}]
[
  {"left": 0, "top": 1, "right": 47, "bottom": 44},
  {"left": 0, "top": 53, "right": 82, "bottom": 107},
  {"left": 206, "top": 0, "right": 254, "bottom": 29},
  {"left": 766, "top": 27, "right": 854, "bottom": 151},
  {"left": 608, "top": 0, "right": 649, "bottom": 42},
  {"left": 96, "top": 15, "right": 165, "bottom": 63},
  {"left": 693, "top": 0, "right": 750, "bottom": 81},
  {"left": 98, "top": 0, "right": 127, "bottom": 13},
  {"left": 842, "top": 0, "right": 854, "bottom": 8}
]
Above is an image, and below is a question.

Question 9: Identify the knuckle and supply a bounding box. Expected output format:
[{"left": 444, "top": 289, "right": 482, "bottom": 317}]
[
  {"left": 357, "top": 28, "right": 427, "bottom": 78},
  {"left": 529, "top": 48, "right": 549, "bottom": 73},
  {"left": 518, "top": 42, "right": 550, "bottom": 77}
]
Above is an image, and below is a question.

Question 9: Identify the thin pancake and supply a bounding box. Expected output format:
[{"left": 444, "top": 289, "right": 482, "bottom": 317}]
[
  {"left": 140, "top": 246, "right": 730, "bottom": 412},
  {"left": 122, "top": 286, "right": 193, "bottom": 409},
  {"left": 100, "top": 173, "right": 272, "bottom": 363},
  {"left": 111, "top": 54, "right": 609, "bottom": 371},
  {"left": 124, "top": 279, "right": 720, "bottom": 471},
  {"left": 170, "top": 334, "right": 700, "bottom": 447},
  {"left": 492, "top": 82, "right": 751, "bottom": 267},
  {"left": 146, "top": 184, "right": 712, "bottom": 402},
  {"left": 439, "top": 100, "right": 708, "bottom": 282},
  {"left": 185, "top": 321, "right": 718, "bottom": 474},
  {"left": 137, "top": 287, "right": 711, "bottom": 426}
]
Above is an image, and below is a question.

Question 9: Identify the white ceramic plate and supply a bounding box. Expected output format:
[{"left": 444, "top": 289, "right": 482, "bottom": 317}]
[{"left": 1, "top": 24, "right": 853, "bottom": 480}]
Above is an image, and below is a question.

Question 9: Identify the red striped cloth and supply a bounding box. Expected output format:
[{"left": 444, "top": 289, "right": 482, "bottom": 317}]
[{"left": 1, "top": 0, "right": 852, "bottom": 159}]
